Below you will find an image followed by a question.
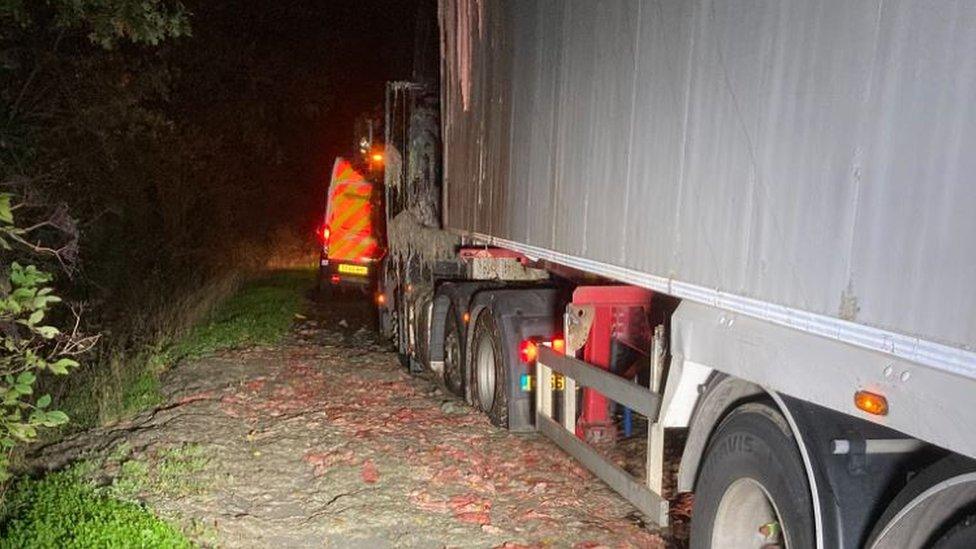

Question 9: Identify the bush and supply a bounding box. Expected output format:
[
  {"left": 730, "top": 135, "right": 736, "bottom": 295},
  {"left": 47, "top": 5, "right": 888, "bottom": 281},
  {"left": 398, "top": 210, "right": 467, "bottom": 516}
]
[
  {"left": 0, "top": 194, "right": 92, "bottom": 482},
  {"left": 0, "top": 467, "right": 190, "bottom": 548}
]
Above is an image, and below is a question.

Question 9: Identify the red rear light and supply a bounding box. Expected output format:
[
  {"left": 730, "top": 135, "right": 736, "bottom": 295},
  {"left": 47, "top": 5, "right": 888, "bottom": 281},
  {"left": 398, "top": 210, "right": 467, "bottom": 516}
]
[
  {"left": 520, "top": 336, "right": 563, "bottom": 364},
  {"left": 519, "top": 339, "right": 539, "bottom": 364},
  {"left": 316, "top": 224, "right": 330, "bottom": 245}
]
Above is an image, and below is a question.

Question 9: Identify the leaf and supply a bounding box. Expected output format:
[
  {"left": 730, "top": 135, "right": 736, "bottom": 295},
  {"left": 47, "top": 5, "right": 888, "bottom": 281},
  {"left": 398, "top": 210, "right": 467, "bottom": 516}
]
[
  {"left": 44, "top": 410, "right": 69, "bottom": 426},
  {"left": 35, "top": 325, "right": 59, "bottom": 339},
  {"left": 16, "top": 371, "right": 35, "bottom": 385},
  {"left": 28, "top": 309, "right": 44, "bottom": 325},
  {"left": 36, "top": 394, "right": 51, "bottom": 409},
  {"left": 50, "top": 358, "right": 78, "bottom": 375},
  {"left": 0, "top": 194, "right": 12, "bottom": 224}
]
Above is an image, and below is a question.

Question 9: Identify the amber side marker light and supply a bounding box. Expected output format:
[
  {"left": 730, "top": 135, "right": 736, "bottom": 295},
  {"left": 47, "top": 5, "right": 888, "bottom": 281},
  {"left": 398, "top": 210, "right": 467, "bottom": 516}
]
[
  {"left": 855, "top": 390, "right": 888, "bottom": 416},
  {"left": 551, "top": 336, "right": 565, "bottom": 354}
]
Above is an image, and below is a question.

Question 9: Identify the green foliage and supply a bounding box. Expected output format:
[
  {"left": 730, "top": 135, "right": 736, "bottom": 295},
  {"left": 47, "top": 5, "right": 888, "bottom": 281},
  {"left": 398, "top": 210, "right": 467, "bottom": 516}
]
[
  {"left": 57, "top": 349, "right": 161, "bottom": 430},
  {"left": 59, "top": 271, "right": 307, "bottom": 429},
  {"left": 0, "top": 465, "right": 190, "bottom": 547},
  {"left": 169, "top": 270, "right": 309, "bottom": 360},
  {"left": 0, "top": 0, "right": 317, "bottom": 467},
  {"left": 107, "top": 442, "right": 210, "bottom": 502},
  {"left": 120, "top": 364, "right": 164, "bottom": 415},
  {"left": 1, "top": 0, "right": 190, "bottom": 48},
  {"left": 0, "top": 195, "right": 81, "bottom": 483}
]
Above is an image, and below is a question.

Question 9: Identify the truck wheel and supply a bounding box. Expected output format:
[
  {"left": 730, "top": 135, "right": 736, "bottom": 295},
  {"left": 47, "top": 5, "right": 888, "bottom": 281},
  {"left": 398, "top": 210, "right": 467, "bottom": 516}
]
[
  {"left": 690, "top": 402, "right": 814, "bottom": 549},
  {"left": 867, "top": 454, "right": 976, "bottom": 548},
  {"left": 934, "top": 515, "right": 976, "bottom": 549},
  {"left": 470, "top": 309, "right": 508, "bottom": 427},
  {"left": 443, "top": 303, "right": 465, "bottom": 396}
]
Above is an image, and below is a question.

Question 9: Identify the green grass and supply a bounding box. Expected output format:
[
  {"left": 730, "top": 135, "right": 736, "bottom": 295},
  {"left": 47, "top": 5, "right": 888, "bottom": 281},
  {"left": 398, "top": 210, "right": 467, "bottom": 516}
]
[
  {"left": 168, "top": 269, "right": 310, "bottom": 360},
  {"left": 58, "top": 269, "right": 311, "bottom": 429},
  {"left": 107, "top": 443, "right": 211, "bottom": 502},
  {"left": 0, "top": 466, "right": 191, "bottom": 548},
  {"left": 58, "top": 349, "right": 167, "bottom": 430}
]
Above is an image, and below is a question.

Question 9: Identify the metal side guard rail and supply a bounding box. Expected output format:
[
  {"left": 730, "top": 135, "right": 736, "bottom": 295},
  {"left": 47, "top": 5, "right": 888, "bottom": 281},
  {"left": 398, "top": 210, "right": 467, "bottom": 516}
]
[{"left": 535, "top": 343, "right": 669, "bottom": 526}]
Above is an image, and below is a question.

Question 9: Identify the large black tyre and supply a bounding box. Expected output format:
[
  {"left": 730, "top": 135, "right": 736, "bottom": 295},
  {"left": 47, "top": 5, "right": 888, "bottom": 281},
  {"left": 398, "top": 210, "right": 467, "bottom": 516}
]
[
  {"left": 469, "top": 309, "right": 508, "bottom": 428},
  {"left": 934, "top": 515, "right": 976, "bottom": 549},
  {"left": 867, "top": 454, "right": 976, "bottom": 548},
  {"left": 691, "top": 402, "right": 815, "bottom": 549},
  {"left": 442, "top": 303, "right": 465, "bottom": 396},
  {"left": 392, "top": 289, "right": 412, "bottom": 369}
]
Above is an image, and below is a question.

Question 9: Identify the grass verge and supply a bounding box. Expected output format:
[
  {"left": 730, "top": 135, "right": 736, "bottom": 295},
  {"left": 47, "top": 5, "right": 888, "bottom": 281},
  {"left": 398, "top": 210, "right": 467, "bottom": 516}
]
[
  {"left": 59, "top": 269, "right": 311, "bottom": 428},
  {"left": 167, "top": 269, "right": 310, "bottom": 360},
  {"left": 0, "top": 465, "right": 191, "bottom": 548},
  {"left": 105, "top": 442, "right": 211, "bottom": 502}
]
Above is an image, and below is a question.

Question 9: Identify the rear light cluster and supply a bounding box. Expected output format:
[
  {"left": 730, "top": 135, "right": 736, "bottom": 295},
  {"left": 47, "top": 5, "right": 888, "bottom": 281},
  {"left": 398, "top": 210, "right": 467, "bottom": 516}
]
[
  {"left": 518, "top": 339, "right": 539, "bottom": 363},
  {"left": 518, "top": 335, "right": 565, "bottom": 364},
  {"left": 518, "top": 336, "right": 565, "bottom": 393},
  {"left": 315, "top": 224, "right": 330, "bottom": 245}
]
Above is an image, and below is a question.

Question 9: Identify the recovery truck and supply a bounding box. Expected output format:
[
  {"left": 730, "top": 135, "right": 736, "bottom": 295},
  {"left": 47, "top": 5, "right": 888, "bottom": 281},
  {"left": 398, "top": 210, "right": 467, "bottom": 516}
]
[{"left": 379, "top": 1, "right": 976, "bottom": 547}]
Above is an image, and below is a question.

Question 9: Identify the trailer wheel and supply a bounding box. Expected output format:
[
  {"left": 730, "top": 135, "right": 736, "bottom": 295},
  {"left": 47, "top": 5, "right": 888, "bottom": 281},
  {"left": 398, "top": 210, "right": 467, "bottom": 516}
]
[
  {"left": 691, "top": 402, "right": 814, "bottom": 549},
  {"left": 470, "top": 309, "right": 508, "bottom": 427},
  {"left": 867, "top": 454, "right": 976, "bottom": 548},
  {"left": 443, "top": 303, "right": 465, "bottom": 396},
  {"left": 934, "top": 515, "right": 976, "bottom": 549}
]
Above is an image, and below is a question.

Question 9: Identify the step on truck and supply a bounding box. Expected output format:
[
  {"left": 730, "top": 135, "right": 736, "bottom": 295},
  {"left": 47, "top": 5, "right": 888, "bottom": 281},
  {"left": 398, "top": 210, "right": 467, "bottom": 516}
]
[{"left": 377, "top": 1, "right": 976, "bottom": 547}]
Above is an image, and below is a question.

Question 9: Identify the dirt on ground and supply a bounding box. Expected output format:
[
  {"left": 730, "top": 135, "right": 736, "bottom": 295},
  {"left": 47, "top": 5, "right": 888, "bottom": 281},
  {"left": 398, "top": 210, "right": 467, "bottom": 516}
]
[{"left": 30, "top": 290, "right": 671, "bottom": 548}]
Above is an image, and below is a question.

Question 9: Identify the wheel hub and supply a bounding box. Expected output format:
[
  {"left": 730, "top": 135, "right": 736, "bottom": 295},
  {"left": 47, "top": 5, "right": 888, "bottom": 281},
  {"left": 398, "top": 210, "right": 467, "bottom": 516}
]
[
  {"left": 444, "top": 329, "right": 460, "bottom": 390},
  {"left": 712, "top": 477, "right": 786, "bottom": 548},
  {"left": 475, "top": 332, "right": 496, "bottom": 410}
]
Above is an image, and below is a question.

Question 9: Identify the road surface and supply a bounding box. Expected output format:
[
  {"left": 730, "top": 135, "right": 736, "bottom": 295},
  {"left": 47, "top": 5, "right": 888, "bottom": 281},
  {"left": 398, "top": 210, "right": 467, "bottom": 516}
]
[{"left": 34, "top": 286, "right": 671, "bottom": 548}]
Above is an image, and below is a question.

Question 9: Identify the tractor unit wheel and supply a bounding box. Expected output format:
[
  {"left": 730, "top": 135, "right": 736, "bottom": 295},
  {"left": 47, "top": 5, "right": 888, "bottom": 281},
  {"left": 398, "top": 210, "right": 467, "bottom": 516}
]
[
  {"left": 470, "top": 309, "right": 508, "bottom": 428},
  {"left": 442, "top": 303, "right": 465, "bottom": 397}
]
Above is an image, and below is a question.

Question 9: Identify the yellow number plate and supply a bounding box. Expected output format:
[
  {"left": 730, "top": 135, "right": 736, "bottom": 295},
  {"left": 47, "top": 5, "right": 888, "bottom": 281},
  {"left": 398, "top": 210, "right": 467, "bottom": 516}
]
[
  {"left": 551, "top": 374, "right": 565, "bottom": 391},
  {"left": 337, "top": 264, "right": 368, "bottom": 276}
]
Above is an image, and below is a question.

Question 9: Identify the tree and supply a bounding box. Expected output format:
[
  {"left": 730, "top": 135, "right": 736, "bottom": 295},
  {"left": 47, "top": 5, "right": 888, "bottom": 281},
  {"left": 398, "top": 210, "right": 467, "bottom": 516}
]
[{"left": 0, "top": 0, "right": 189, "bottom": 483}]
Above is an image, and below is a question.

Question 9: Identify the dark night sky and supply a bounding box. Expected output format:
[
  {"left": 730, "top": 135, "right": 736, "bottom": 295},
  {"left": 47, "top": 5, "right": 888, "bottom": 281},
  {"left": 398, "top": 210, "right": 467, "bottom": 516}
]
[
  {"left": 304, "top": 1, "right": 422, "bottom": 168},
  {"left": 188, "top": 0, "right": 422, "bottom": 224},
  {"left": 278, "top": 1, "right": 421, "bottom": 210}
]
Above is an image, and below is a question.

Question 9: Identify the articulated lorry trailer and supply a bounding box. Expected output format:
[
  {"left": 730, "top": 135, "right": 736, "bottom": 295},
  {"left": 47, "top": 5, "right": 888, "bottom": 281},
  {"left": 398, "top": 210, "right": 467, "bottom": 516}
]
[{"left": 378, "top": 1, "right": 976, "bottom": 547}]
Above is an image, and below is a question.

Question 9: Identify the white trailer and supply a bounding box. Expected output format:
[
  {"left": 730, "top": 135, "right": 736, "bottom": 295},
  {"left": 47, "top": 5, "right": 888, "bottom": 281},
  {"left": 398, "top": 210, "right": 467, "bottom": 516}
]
[{"left": 382, "top": 1, "right": 976, "bottom": 547}]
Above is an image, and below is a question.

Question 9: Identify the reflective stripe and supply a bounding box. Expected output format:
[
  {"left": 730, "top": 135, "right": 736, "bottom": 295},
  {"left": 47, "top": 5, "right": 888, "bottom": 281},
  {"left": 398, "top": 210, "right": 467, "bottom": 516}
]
[{"left": 325, "top": 157, "right": 379, "bottom": 262}]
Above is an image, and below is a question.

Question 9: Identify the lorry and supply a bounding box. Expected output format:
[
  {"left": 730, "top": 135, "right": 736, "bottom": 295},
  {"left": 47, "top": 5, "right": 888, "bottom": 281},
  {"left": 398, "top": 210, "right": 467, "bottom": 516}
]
[{"left": 378, "top": 1, "right": 976, "bottom": 547}]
